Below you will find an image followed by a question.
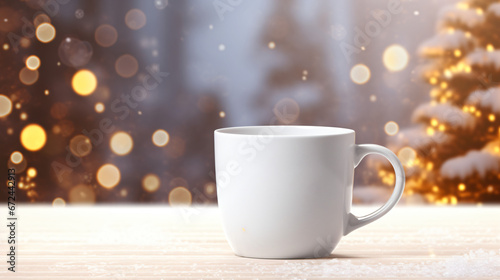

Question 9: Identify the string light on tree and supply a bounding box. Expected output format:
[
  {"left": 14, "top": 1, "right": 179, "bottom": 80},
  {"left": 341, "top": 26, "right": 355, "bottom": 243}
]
[{"left": 379, "top": 0, "right": 500, "bottom": 203}]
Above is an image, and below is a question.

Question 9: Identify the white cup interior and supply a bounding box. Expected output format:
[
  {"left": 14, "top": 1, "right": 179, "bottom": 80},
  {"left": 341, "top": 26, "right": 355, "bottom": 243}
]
[{"left": 215, "top": 125, "right": 354, "bottom": 137}]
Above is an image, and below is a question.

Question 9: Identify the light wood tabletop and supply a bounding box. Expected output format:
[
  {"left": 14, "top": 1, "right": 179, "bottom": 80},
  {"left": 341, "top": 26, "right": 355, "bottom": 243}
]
[{"left": 1, "top": 205, "right": 499, "bottom": 279}]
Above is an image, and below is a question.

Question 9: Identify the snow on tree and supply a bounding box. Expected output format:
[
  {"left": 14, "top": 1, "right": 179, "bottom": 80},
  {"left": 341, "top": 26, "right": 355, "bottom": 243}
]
[{"left": 383, "top": 0, "right": 500, "bottom": 203}]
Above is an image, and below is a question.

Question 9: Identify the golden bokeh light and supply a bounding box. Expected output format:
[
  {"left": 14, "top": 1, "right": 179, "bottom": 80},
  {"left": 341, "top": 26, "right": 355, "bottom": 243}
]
[
  {"left": 20, "top": 112, "right": 27, "bottom": 120},
  {"left": 115, "top": 54, "right": 139, "bottom": 78},
  {"left": 69, "top": 134, "right": 92, "bottom": 157},
  {"left": 20, "top": 124, "right": 47, "bottom": 151},
  {"left": 219, "top": 111, "right": 226, "bottom": 118},
  {"left": 486, "top": 44, "right": 494, "bottom": 52},
  {"left": 168, "top": 186, "right": 192, "bottom": 206},
  {"left": 383, "top": 44, "right": 409, "bottom": 72},
  {"left": 26, "top": 55, "right": 41, "bottom": 70},
  {"left": 204, "top": 182, "right": 216, "bottom": 195},
  {"left": 142, "top": 173, "right": 161, "bottom": 193},
  {"left": 125, "top": 9, "right": 147, "bottom": 30},
  {"left": 95, "top": 102, "right": 105, "bottom": 113},
  {"left": 488, "top": 114, "right": 496, "bottom": 122},
  {"left": 72, "top": 69, "right": 97, "bottom": 96},
  {"left": 458, "top": 183, "right": 466, "bottom": 191},
  {"left": 27, "top": 167, "right": 37, "bottom": 178},
  {"left": 384, "top": 121, "right": 399, "bottom": 136},
  {"left": 398, "top": 146, "right": 417, "bottom": 167},
  {"left": 36, "top": 22, "right": 56, "bottom": 43},
  {"left": 97, "top": 164, "right": 121, "bottom": 189},
  {"left": 33, "top": 13, "right": 51, "bottom": 27},
  {"left": 152, "top": 129, "right": 169, "bottom": 147},
  {"left": 69, "top": 184, "right": 96, "bottom": 204},
  {"left": 10, "top": 151, "right": 23, "bottom": 164},
  {"left": 52, "top": 197, "right": 66, "bottom": 207},
  {"left": 95, "top": 24, "right": 118, "bottom": 47},
  {"left": 0, "top": 94, "right": 12, "bottom": 117},
  {"left": 19, "top": 67, "right": 39, "bottom": 85},
  {"left": 350, "top": 64, "right": 371, "bottom": 84},
  {"left": 268, "top": 41, "right": 276, "bottom": 49},
  {"left": 110, "top": 131, "right": 133, "bottom": 156}
]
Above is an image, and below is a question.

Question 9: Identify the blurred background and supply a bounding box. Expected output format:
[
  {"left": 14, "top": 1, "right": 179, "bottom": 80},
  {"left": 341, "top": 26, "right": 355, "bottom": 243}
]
[{"left": 1, "top": 0, "right": 499, "bottom": 205}]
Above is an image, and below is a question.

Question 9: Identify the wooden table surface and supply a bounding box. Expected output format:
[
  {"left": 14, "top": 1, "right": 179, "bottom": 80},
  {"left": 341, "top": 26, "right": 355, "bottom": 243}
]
[{"left": 1, "top": 205, "right": 499, "bottom": 279}]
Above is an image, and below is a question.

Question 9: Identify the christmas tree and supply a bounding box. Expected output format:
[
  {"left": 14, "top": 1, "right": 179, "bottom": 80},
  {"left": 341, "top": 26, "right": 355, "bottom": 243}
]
[{"left": 383, "top": 0, "right": 500, "bottom": 203}]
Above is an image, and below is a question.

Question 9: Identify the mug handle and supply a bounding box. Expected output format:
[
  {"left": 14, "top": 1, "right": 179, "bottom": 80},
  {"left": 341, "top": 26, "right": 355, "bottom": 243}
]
[{"left": 344, "top": 144, "right": 405, "bottom": 235}]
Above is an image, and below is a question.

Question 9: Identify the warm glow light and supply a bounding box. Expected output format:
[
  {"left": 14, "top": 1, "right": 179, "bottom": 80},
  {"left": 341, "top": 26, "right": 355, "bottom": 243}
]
[
  {"left": 398, "top": 147, "right": 417, "bottom": 167},
  {"left": 453, "top": 49, "right": 461, "bottom": 57},
  {"left": 268, "top": 41, "right": 276, "bottom": 49},
  {"left": 486, "top": 44, "right": 494, "bottom": 52},
  {"left": 69, "top": 135, "right": 92, "bottom": 157},
  {"left": 142, "top": 174, "right": 160, "bottom": 193},
  {"left": 72, "top": 69, "right": 97, "bottom": 96},
  {"left": 97, "top": 164, "right": 121, "bottom": 189},
  {"left": 95, "top": 102, "right": 105, "bottom": 113},
  {"left": 110, "top": 131, "right": 133, "bottom": 156},
  {"left": 429, "top": 77, "right": 438, "bottom": 85},
  {"left": 0, "top": 94, "right": 12, "bottom": 117},
  {"left": 384, "top": 121, "right": 399, "bottom": 136},
  {"left": 26, "top": 55, "right": 40, "bottom": 70},
  {"left": 350, "top": 64, "right": 371, "bottom": 84},
  {"left": 456, "top": 2, "right": 468, "bottom": 9},
  {"left": 426, "top": 127, "right": 435, "bottom": 136},
  {"left": 168, "top": 186, "right": 192, "bottom": 206},
  {"left": 383, "top": 44, "right": 409, "bottom": 72},
  {"left": 152, "top": 129, "right": 169, "bottom": 147},
  {"left": 440, "top": 82, "right": 448, "bottom": 89},
  {"left": 69, "top": 184, "right": 96, "bottom": 203},
  {"left": 36, "top": 23, "right": 56, "bottom": 43},
  {"left": 489, "top": 114, "right": 496, "bottom": 122},
  {"left": 27, "top": 167, "right": 37, "bottom": 178},
  {"left": 438, "top": 124, "right": 446, "bottom": 131},
  {"left": 432, "top": 186, "right": 439, "bottom": 192},
  {"left": 450, "top": 196, "right": 457, "bottom": 205},
  {"left": 20, "top": 124, "right": 47, "bottom": 151},
  {"left": 458, "top": 183, "right": 466, "bottom": 191},
  {"left": 52, "top": 197, "right": 66, "bottom": 207},
  {"left": 219, "top": 111, "right": 226, "bottom": 118},
  {"left": 10, "top": 151, "right": 23, "bottom": 164},
  {"left": 431, "top": 118, "right": 438, "bottom": 127}
]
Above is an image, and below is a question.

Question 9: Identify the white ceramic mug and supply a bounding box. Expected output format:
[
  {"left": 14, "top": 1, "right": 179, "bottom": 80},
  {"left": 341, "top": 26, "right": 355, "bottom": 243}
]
[{"left": 214, "top": 126, "right": 405, "bottom": 259}]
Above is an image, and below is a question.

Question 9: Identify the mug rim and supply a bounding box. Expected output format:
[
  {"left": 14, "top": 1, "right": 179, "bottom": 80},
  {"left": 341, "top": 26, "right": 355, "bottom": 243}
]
[{"left": 215, "top": 125, "right": 354, "bottom": 137}]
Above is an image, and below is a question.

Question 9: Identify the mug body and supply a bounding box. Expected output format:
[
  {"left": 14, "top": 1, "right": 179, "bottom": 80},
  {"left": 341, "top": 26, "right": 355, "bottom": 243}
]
[{"left": 215, "top": 126, "right": 355, "bottom": 259}]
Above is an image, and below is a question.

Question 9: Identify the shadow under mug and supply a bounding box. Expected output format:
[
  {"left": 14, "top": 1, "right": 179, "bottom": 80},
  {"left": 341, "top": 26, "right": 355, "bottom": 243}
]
[{"left": 214, "top": 125, "right": 405, "bottom": 259}]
